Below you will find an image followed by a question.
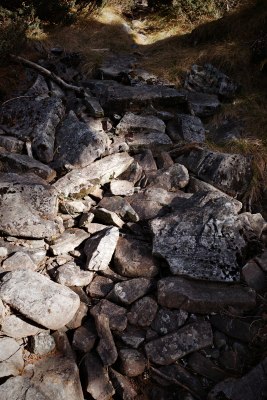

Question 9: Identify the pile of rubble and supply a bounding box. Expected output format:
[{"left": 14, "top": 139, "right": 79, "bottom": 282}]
[{"left": 0, "top": 50, "right": 266, "bottom": 400}]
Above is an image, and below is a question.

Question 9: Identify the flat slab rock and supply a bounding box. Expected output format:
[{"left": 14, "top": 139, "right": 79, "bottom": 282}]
[
  {"left": 53, "top": 152, "right": 133, "bottom": 197},
  {"left": 150, "top": 191, "right": 263, "bottom": 282},
  {"left": 53, "top": 110, "right": 109, "bottom": 170},
  {"left": 167, "top": 113, "right": 205, "bottom": 143},
  {"left": 116, "top": 112, "right": 166, "bottom": 135},
  {"left": 0, "top": 270, "right": 80, "bottom": 329},
  {"left": 186, "top": 91, "right": 221, "bottom": 117},
  {"left": 50, "top": 228, "right": 89, "bottom": 255},
  {"left": 108, "top": 278, "right": 152, "bottom": 305},
  {"left": 145, "top": 321, "right": 213, "bottom": 365},
  {"left": 158, "top": 276, "right": 256, "bottom": 313},
  {"left": 0, "top": 173, "right": 62, "bottom": 238},
  {"left": 177, "top": 148, "right": 252, "bottom": 197}
]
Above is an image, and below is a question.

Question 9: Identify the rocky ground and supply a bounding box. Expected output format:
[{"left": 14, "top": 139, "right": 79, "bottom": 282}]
[{"left": 0, "top": 46, "right": 266, "bottom": 400}]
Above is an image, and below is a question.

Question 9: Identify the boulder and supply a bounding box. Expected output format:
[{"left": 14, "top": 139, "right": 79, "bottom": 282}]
[
  {"left": 1, "top": 314, "right": 44, "bottom": 339},
  {"left": 0, "top": 270, "right": 80, "bottom": 329},
  {"left": 0, "top": 337, "right": 24, "bottom": 377},
  {"left": 116, "top": 112, "right": 166, "bottom": 136},
  {"left": 151, "top": 308, "right": 188, "bottom": 336},
  {"left": 56, "top": 262, "right": 94, "bottom": 286},
  {"left": 90, "top": 299, "right": 127, "bottom": 332},
  {"left": 127, "top": 296, "right": 158, "bottom": 327},
  {"left": 167, "top": 114, "right": 205, "bottom": 143},
  {"left": 50, "top": 228, "right": 89, "bottom": 255},
  {"left": 98, "top": 196, "right": 139, "bottom": 222},
  {"left": 108, "top": 278, "right": 152, "bottom": 305}
]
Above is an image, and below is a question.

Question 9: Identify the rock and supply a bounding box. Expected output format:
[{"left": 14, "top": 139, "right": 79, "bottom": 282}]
[
  {"left": 256, "top": 249, "right": 267, "bottom": 272},
  {"left": 109, "top": 368, "right": 137, "bottom": 400},
  {"left": 90, "top": 299, "right": 127, "bottom": 332},
  {"left": 0, "top": 377, "right": 49, "bottom": 400},
  {"left": 56, "top": 262, "right": 94, "bottom": 286},
  {"left": 167, "top": 114, "right": 205, "bottom": 143},
  {"left": 84, "top": 93, "right": 105, "bottom": 117},
  {"left": 26, "top": 74, "right": 49, "bottom": 98},
  {"left": 145, "top": 321, "right": 213, "bottom": 365},
  {"left": 53, "top": 111, "right": 109, "bottom": 170},
  {"left": 242, "top": 259, "right": 267, "bottom": 292},
  {"left": 93, "top": 207, "right": 124, "bottom": 228},
  {"left": 29, "top": 331, "right": 56, "bottom": 355},
  {"left": 210, "top": 315, "right": 257, "bottom": 342},
  {"left": 156, "top": 151, "right": 174, "bottom": 169},
  {"left": 86, "top": 222, "right": 109, "bottom": 234},
  {"left": 95, "top": 314, "right": 118, "bottom": 366},
  {"left": 177, "top": 148, "right": 252, "bottom": 197},
  {"left": 151, "top": 192, "right": 263, "bottom": 281},
  {"left": 119, "top": 324, "right": 146, "bottom": 348},
  {"left": 84, "top": 227, "right": 119, "bottom": 271},
  {"left": 110, "top": 180, "right": 135, "bottom": 196},
  {"left": 98, "top": 196, "right": 139, "bottom": 222},
  {"left": 53, "top": 152, "right": 133, "bottom": 198},
  {"left": 79, "top": 211, "right": 94, "bottom": 228},
  {"left": 66, "top": 301, "right": 88, "bottom": 329},
  {"left": 1, "top": 314, "right": 44, "bottom": 339},
  {"left": 72, "top": 322, "right": 96, "bottom": 352},
  {"left": 125, "top": 131, "right": 172, "bottom": 151},
  {"left": 186, "top": 92, "right": 221, "bottom": 117},
  {"left": 0, "top": 97, "right": 64, "bottom": 163},
  {"left": 0, "top": 136, "right": 24, "bottom": 153},
  {"left": 114, "top": 236, "right": 159, "bottom": 278},
  {"left": 0, "top": 152, "right": 56, "bottom": 182},
  {"left": 87, "top": 275, "right": 114, "bottom": 298},
  {"left": 157, "top": 276, "right": 256, "bottom": 313},
  {"left": 119, "top": 348, "right": 146, "bottom": 377},
  {"left": 60, "top": 199, "right": 91, "bottom": 215},
  {"left": 185, "top": 64, "right": 239, "bottom": 99},
  {"left": 83, "top": 352, "right": 115, "bottom": 400},
  {"left": 108, "top": 278, "right": 152, "bottom": 305},
  {"left": 187, "top": 352, "right": 228, "bottom": 382},
  {"left": 118, "top": 160, "right": 143, "bottom": 184},
  {"left": 0, "top": 337, "right": 24, "bottom": 377},
  {"left": 0, "top": 270, "right": 80, "bottom": 329},
  {"left": 2, "top": 251, "right": 37, "bottom": 271},
  {"left": 210, "top": 119, "right": 242, "bottom": 144},
  {"left": 88, "top": 80, "right": 186, "bottom": 113},
  {"left": 0, "top": 173, "right": 62, "bottom": 238},
  {"left": 134, "top": 149, "right": 157, "bottom": 171},
  {"left": 116, "top": 112, "right": 166, "bottom": 136},
  {"left": 127, "top": 296, "right": 158, "bottom": 327},
  {"left": 147, "top": 163, "right": 189, "bottom": 190},
  {"left": 0, "top": 238, "right": 47, "bottom": 266},
  {"left": 208, "top": 358, "right": 267, "bottom": 400},
  {"left": 50, "top": 228, "right": 89, "bottom": 256},
  {"left": 151, "top": 308, "right": 188, "bottom": 336}
]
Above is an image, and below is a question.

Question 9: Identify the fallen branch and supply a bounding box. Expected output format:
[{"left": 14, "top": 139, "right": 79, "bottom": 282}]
[{"left": 10, "top": 54, "right": 85, "bottom": 95}]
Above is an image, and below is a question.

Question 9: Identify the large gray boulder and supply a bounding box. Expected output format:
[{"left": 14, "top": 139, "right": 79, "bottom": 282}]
[
  {"left": 0, "top": 173, "right": 62, "bottom": 238},
  {"left": 150, "top": 192, "right": 264, "bottom": 281},
  {"left": 53, "top": 111, "right": 109, "bottom": 170},
  {"left": 0, "top": 270, "right": 80, "bottom": 329},
  {"left": 116, "top": 112, "right": 166, "bottom": 136},
  {"left": 177, "top": 148, "right": 253, "bottom": 197}
]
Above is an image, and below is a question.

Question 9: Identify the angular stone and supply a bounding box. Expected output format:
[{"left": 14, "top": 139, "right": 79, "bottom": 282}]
[
  {"left": 99, "top": 196, "right": 139, "bottom": 222},
  {"left": 108, "top": 278, "right": 152, "bottom": 305},
  {"left": 0, "top": 270, "right": 80, "bottom": 329},
  {"left": 53, "top": 152, "right": 133, "bottom": 197},
  {"left": 1, "top": 314, "right": 44, "bottom": 339},
  {"left": 60, "top": 199, "right": 91, "bottom": 215},
  {"left": 116, "top": 112, "right": 166, "bottom": 136},
  {"left": 0, "top": 97, "right": 64, "bottom": 163},
  {"left": 151, "top": 192, "right": 263, "bottom": 281},
  {"left": 242, "top": 259, "right": 267, "bottom": 292},
  {"left": 119, "top": 324, "right": 146, "bottom": 349},
  {"left": 255, "top": 249, "right": 267, "bottom": 272},
  {"left": 134, "top": 149, "right": 157, "bottom": 171},
  {"left": 86, "top": 222, "right": 109, "bottom": 234},
  {"left": 2, "top": 251, "right": 37, "bottom": 271},
  {"left": 0, "top": 135, "right": 24, "bottom": 153},
  {"left": 83, "top": 353, "right": 115, "bottom": 400},
  {"left": 29, "top": 331, "right": 56, "bottom": 355},
  {"left": 0, "top": 238, "right": 47, "bottom": 266},
  {"left": 0, "top": 377, "right": 49, "bottom": 400},
  {"left": 84, "top": 93, "right": 104, "bottom": 117},
  {"left": 158, "top": 276, "right": 256, "bottom": 313},
  {"left": 26, "top": 74, "right": 49, "bottom": 98},
  {"left": 0, "top": 337, "right": 24, "bottom": 377},
  {"left": 87, "top": 275, "right": 114, "bottom": 298},
  {"left": 93, "top": 207, "right": 124, "bottom": 228},
  {"left": 110, "top": 180, "right": 135, "bottom": 196},
  {"left": 125, "top": 131, "right": 172, "bottom": 151},
  {"left": 90, "top": 299, "right": 127, "bottom": 332},
  {"left": 0, "top": 152, "right": 56, "bottom": 182},
  {"left": 210, "top": 315, "right": 257, "bottom": 342},
  {"left": 66, "top": 302, "right": 88, "bottom": 330},
  {"left": 167, "top": 114, "right": 205, "bottom": 143},
  {"left": 114, "top": 237, "right": 159, "bottom": 278},
  {"left": 53, "top": 111, "right": 109, "bottom": 170},
  {"left": 84, "top": 227, "right": 119, "bottom": 271},
  {"left": 147, "top": 163, "right": 189, "bottom": 190},
  {"left": 187, "top": 352, "right": 228, "bottom": 382},
  {"left": 0, "top": 173, "right": 62, "bottom": 238},
  {"left": 50, "top": 228, "right": 89, "bottom": 255},
  {"left": 156, "top": 151, "right": 174, "bottom": 169},
  {"left": 177, "top": 148, "right": 252, "bottom": 197},
  {"left": 118, "top": 160, "right": 143, "bottom": 184},
  {"left": 56, "top": 262, "right": 94, "bottom": 286},
  {"left": 109, "top": 368, "right": 137, "bottom": 400},
  {"left": 119, "top": 348, "right": 146, "bottom": 377},
  {"left": 208, "top": 358, "right": 267, "bottom": 400},
  {"left": 95, "top": 314, "right": 118, "bottom": 366},
  {"left": 127, "top": 296, "right": 158, "bottom": 327},
  {"left": 187, "top": 92, "right": 221, "bottom": 117},
  {"left": 185, "top": 64, "right": 238, "bottom": 99},
  {"left": 151, "top": 308, "right": 188, "bottom": 336},
  {"left": 72, "top": 323, "right": 96, "bottom": 352},
  {"left": 145, "top": 321, "right": 213, "bottom": 365}
]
